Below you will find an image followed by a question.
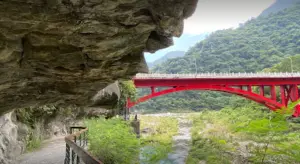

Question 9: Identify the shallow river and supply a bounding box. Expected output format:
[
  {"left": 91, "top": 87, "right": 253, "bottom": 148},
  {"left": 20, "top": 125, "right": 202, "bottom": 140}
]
[{"left": 142, "top": 113, "right": 192, "bottom": 164}]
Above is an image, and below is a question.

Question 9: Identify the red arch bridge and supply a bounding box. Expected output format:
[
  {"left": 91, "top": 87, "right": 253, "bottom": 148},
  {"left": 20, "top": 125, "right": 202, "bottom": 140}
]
[{"left": 127, "top": 73, "right": 300, "bottom": 117}]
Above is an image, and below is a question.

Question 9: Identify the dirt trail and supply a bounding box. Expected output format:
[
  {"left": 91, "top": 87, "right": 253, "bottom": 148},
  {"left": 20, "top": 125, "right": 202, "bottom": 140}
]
[{"left": 17, "top": 137, "right": 66, "bottom": 164}]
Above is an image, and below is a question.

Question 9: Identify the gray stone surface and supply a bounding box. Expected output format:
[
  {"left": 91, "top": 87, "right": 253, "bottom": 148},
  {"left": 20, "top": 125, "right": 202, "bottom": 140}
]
[
  {"left": 92, "top": 81, "right": 120, "bottom": 109},
  {"left": 0, "top": 0, "right": 198, "bottom": 114},
  {"left": 0, "top": 112, "right": 25, "bottom": 164},
  {"left": 17, "top": 137, "right": 66, "bottom": 164},
  {"left": 168, "top": 118, "right": 192, "bottom": 164}
]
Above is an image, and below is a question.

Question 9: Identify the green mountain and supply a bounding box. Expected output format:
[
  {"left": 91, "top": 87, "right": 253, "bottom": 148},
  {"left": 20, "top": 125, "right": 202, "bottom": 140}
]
[
  {"left": 147, "top": 51, "right": 185, "bottom": 68},
  {"left": 145, "top": 33, "right": 208, "bottom": 63},
  {"left": 134, "top": 3, "right": 300, "bottom": 113},
  {"left": 260, "top": 0, "right": 300, "bottom": 16}
]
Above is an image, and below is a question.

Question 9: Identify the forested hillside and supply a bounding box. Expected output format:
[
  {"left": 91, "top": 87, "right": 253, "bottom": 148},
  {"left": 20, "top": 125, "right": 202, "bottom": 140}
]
[
  {"left": 135, "top": 3, "right": 300, "bottom": 113},
  {"left": 260, "top": 0, "right": 300, "bottom": 16},
  {"left": 147, "top": 51, "right": 185, "bottom": 68}
]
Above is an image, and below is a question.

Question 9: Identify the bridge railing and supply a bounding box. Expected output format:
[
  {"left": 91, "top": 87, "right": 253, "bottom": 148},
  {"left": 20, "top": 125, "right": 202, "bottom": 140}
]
[
  {"left": 134, "top": 72, "right": 300, "bottom": 79},
  {"left": 64, "top": 127, "right": 103, "bottom": 164}
]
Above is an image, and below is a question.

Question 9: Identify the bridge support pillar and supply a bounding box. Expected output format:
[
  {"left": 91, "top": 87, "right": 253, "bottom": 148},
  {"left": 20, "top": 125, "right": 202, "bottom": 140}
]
[
  {"left": 239, "top": 86, "right": 243, "bottom": 90},
  {"left": 151, "top": 87, "right": 155, "bottom": 94},
  {"left": 294, "top": 106, "right": 300, "bottom": 117},
  {"left": 280, "top": 85, "right": 300, "bottom": 117},
  {"left": 280, "top": 86, "right": 287, "bottom": 106},
  {"left": 125, "top": 98, "right": 131, "bottom": 120},
  {"left": 270, "top": 85, "right": 276, "bottom": 101},
  {"left": 247, "top": 85, "right": 252, "bottom": 92},
  {"left": 290, "top": 85, "right": 299, "bottom": 101},
  {"left": 260, "top": 86, "right": 265, "bottom": 96},
  {"left": 290, "top": 85, "right": 300, "bottom": 117}
]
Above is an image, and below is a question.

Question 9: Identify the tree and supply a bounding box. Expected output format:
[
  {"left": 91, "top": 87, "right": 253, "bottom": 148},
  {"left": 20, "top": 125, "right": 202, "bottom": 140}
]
[{"left": 117, "top": 81, "right": 137, "bottom": 115}]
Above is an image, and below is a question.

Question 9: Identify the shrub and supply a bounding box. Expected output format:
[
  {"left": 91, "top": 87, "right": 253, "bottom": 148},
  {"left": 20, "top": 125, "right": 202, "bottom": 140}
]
[
  {"left": 25, "top": 122, "right": 43, "bottom": 152},
  {"left": 139, "top": 116, "right": 178, "bottom": 163},
  {"left": 85, "top": 117, "right": 139, "bottom": 164}
]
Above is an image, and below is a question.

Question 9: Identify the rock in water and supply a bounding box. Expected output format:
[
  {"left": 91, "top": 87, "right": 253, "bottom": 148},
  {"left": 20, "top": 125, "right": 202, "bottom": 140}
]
[{"left": 0, "top": 0, "right": 198, "bottom": 114}]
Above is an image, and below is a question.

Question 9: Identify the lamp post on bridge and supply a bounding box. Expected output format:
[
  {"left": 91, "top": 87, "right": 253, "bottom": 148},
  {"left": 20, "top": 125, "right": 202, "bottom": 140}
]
[
  {"left": 288, "top": 57, "right": 294, "bottom": 73},
  {"left": 227, "top": 66, "right": 231, "bottom": 73},
  {"left": 195, "top": 58, "right": 198, "bottom": 74},
  {"left": 188, "top": 57, "right": 198, "bottom": 74},
  {"left": 192, "top": 57, "right": 197, "bottom": 74}
]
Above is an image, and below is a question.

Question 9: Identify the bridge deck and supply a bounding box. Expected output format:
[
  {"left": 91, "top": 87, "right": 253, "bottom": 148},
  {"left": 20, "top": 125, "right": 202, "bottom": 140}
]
[
  {"left": 135, "top": 73, "right": 300, "bottom": 79},
  {"left": 133, "top": 73, "right": 300, "bottom": 87}
]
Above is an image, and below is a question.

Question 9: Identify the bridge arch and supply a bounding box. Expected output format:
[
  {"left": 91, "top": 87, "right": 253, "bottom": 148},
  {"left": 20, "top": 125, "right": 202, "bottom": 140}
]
[
  {"left": 128, "top": 73, "right": 300, "bottom": 117},
  {"left": 127, "top": 85, "right": 283, "bottom": 111}
]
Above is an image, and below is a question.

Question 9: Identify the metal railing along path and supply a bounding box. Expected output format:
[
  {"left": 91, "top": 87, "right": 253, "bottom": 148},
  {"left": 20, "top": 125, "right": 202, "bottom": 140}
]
[
  {"left": 134, "top": 72, "right": 300, "bottom": 79},
  {"left": 64, "top": 127, "right": 102, "bottom": 164}
]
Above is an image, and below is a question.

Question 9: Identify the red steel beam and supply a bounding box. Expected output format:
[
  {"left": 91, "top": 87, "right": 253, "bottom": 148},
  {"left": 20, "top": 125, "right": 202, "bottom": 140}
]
[
  {"left": 151, "top": 87, "right": 155, "bottom": 94},
  {"left": 270, "top": 85, "right": 276, "bottom": 101},
  {"left": 260, "top": 86, "right": 265, "bottom": 96},
  {"left": 280, "top": 85, "right": 287, "bottom": 106},
  {"left": 133, "top": 78, "right": 300, "bottom": 88},
  {"left": 247, "top": 85, "right": 252, "bottom": 92},
  {"left": 128, "top": 85, "right": 283, "bottom": 110},
  {"left": 130, "top": 77, "right": 300, "bottom": 117}
]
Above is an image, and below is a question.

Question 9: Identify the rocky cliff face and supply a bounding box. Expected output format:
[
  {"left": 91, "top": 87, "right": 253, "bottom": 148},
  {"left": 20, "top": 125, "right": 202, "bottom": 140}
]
[
  {"left": 0, "top": 108, "right": 86, "bottom": 164},
  {"left": 0, "top": 112, "right": 25, "bottom": 164},
  {"left": 0, "top": 0, "right": 198, "bottom": 114}
]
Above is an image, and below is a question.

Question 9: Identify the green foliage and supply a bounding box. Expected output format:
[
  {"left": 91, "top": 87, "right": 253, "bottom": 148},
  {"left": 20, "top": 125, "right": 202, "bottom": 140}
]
[
  {"left": 25, "top": 135, "right": 42, "bottom": 152},
  {"left": 25, "top": 122, "right": 43, "bottom": 152},
  {"left": 117, "top": 80, "right": 137, "bottom": 113},
  {"left": 16, "top": 105, "right": 77, "bottom": 128},
  {"left": 139, "top": 116, "right": 178, "bottom": 163},
  {"left": 85, "top": 117, "right": 139, "bottom": 164},
  {"left": 187, "top": 106, "right": 300, "bottom": 164},
  {"left": 16, "top": 106, "right": 56, "bottom": 127},
  {"left": 119, "top": 81, "right": 137, "bottom": 101},
  {"left": 264, "top": 54, "right": 300, "bottom": 72},
  {"left": 136, "top": 4, "right": 300, "bottom": 112},
  {"left": 186, "top": 137, "right": 232, "bottom": 164}
]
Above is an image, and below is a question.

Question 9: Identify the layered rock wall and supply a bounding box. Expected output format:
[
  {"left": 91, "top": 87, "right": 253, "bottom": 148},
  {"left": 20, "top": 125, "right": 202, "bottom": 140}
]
[
  {"left": 0, "top": 0, "right": 198, "bottom": 114},
  {"left": 0, "top": 112, "right": 25, "bottom": 164}
]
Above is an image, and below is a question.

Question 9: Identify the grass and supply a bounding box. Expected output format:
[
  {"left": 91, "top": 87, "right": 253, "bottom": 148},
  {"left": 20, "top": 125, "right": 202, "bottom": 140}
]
[
  {"left": 25, "top": 122, "right": 43, "bottom": 152},
  {"left": 85, "top": 117, "right": 139, "bottom": 164},
  {"left": 186, "top": 107, "right": 300, "bottom": 164},
  {"left": 25, "top": 135, "right": 42, "bottom": 152},
  {"left": 186, "top": 112, "right": 234, "bottom": 164},
  {"left": 139, "top": 115, "right": 178, "bottom": 163},
  {"left": 84, "top": 115, "right": 179, "bottom": 164}
]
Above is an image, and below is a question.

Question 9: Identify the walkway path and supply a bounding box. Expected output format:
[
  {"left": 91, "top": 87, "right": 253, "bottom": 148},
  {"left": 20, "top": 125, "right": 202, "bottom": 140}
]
[{"left": 17, "top": 137, "right": 66, "bottom": 164}]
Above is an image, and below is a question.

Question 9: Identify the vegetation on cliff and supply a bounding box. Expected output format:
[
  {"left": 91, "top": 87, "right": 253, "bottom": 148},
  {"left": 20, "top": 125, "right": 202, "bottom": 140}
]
[
  {"left": 117, "top": 81, "right": 137, "bottom": 113},
  {"left": 16, "top": 105, "right": 78, "bottom": 152}
]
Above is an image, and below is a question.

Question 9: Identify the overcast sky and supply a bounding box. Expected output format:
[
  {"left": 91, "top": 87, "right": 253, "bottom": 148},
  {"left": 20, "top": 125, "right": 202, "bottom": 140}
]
[{"left": 183, "top": 0, "right": 275, "bottom": 34}]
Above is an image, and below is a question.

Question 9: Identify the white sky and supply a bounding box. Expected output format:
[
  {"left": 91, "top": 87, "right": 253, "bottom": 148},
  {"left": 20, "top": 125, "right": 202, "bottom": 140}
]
[{"left": 183, "top": 0, "right": 275, "bottom": 34}]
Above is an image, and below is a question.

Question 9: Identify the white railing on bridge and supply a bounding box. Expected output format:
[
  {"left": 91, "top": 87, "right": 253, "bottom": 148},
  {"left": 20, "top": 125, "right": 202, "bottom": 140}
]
[{"left": 134, "top": 72, "right": 300, "bottom": 79}]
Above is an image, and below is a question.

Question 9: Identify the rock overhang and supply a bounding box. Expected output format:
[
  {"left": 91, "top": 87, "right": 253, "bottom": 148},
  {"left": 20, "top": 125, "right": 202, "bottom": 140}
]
[{"left": 0, "top": 0, "right": 198, "bottom": 114}]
